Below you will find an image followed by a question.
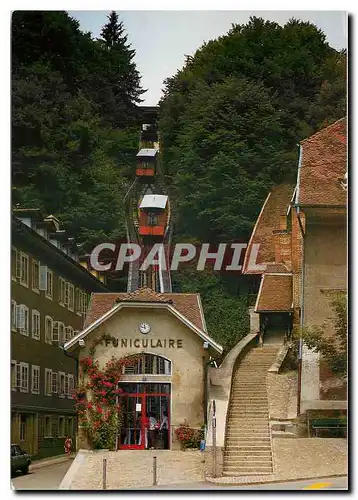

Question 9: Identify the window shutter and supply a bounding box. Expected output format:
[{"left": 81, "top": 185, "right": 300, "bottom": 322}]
[
  {"left": 16, "top": 363, "right": 21, "bottom": 388},
  {"left": 16, "top": 305, "right": 25, "bottom": 329},
  {"left": 65, "top": 375, "right": 69, "bottom": 396},
  {"left": 65, "top": 326, "right": 73, "bottom": 342},
  {"left": 64, "top": 283, "right": 69, "bottom": 306},
  {"left": 39, "top": 266, "right": 48, "bottom": 290},
  {"left": 68, "top": 375, "right": 74, "bottom": 397},
  {"left": 51, "top": 372, "right": 57, "bottom": 394},
  {"left": 58, "top": 323, "right": 65, "bottom": 345},
  {"left": 52, "top": 321, "right": 59, "bottom": 342},
  {"left": 16, "top": 251, "right": 21, "bottom": 278}
]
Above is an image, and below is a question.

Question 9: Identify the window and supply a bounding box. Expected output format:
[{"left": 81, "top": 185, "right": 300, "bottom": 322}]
[
  {"left": 11, "top": 300, "right": 17, "bottom": 332},
  {"left": 52, "top": 321, "right": 59, "bottom": 343},
  {"left": 59, "top": 278, "right": 66, "bottom": 305},
  {"left": 67, "top": 417, "right": 74, "bottom": 436},
  {"left": 31, "top": 365, "right": 40, "bottom": 394},
  {"left": 68, "top": 284, "right": 74, "bottom": 311},
  {"left": 76, "top": 289, "right": 89, "bottom": 316},
  {"left": 44, "top": 416, "right": 52, "bottom": 438},
  {"left": 39, "top": 265, "right": 47, "bottom": 291},
  {"left": 58, "top": 416, "right": 65, "bottom": 438},
  {"left": 45, "top": 368, "right": 52, "bottom": 396},
  {"left": 58, "top": 323, "right": 65, "bottom": 346},
  {"left": 51, "top": 372, "right": 58, "bottom": 394},
  {"left": 45, "top": 269, "right": 53, "bottom": 299},
  {"left": 16, "top": 305, "right": 29, "bottom": 336},
  {"left": 19, "top": 252, "right": 29, "bottom": 287},
  {"left": 45, "top": 316, "right": 53, "bottom": 344},
  {"left": 65, "top": 375, "right": 69, "bottom": 396},
  {"left": 11, "top": 360, "right": 17, "bottom": 391},
  {"left": 67, "top": 374, "right": 74, "bottom": 398},
  {"left": 11, "top": 247, "right": 17, "bottom": 280},
  {"left": 124, "top": 354, "right": 172, "bottom": 375},
  {"left": 32, "top": 259, "right": 39, "bottom": 292},
  {"left": 148, "top": 213, "right": 158, "bottom": 226},
  {"left": 59, "top": 372, "right": 65, "bottom": 397},
  {"left": 65, "top": 326, "right": 73, "bottom": 342},
  {"left": 20, "top": 415, "right": 27, "bottom": 441},
  {"left": 31, "top": 310, "right": 40, "bottom": 340},
  {"left": 19, "top": 362, "right": 29, "bottom": 393}
]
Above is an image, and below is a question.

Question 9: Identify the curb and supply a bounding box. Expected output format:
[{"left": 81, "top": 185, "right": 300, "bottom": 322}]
[
  {"left": 59, "top": 452, "right": 85, "bottom": 490},
  {"left": 205, "top": 473, "right": 348, "bottom": 487},
  {"left": 30, "top": 454, "right": 75, "bottom": 471}
]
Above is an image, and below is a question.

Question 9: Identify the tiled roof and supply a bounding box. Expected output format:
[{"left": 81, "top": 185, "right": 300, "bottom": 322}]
[
  {"left": 298, "top": 118, "right": 347, "bottom": 206},
  {"left": 255, "top": 274, "right": 293, "bottom": 312},
  {"left": 84, "top": 287, "right": 205, "bottom": 331},
  {"left": 242, "top": 184, "right": 295, "bottom": 274}
]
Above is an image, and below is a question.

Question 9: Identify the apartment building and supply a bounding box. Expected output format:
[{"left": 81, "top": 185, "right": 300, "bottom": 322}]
[{"left": 11, "top": 209, "right": 108, "bottom": 459}]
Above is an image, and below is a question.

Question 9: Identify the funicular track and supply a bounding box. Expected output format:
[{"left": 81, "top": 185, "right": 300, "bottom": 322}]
[{"left": 124, "top": 107, "right": 172, "bottom": 293}]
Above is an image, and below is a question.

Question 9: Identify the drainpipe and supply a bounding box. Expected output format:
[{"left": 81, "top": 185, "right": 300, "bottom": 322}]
[
  {"left": 294, "top": 144, "right": 306, "bottom": 416},
  {"left": 203, "top": 357, "right": 217, "bottom": 426}
]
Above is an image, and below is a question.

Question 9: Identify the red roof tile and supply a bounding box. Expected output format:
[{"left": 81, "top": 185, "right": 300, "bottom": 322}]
[
  {"left": 298, "top": 118, "right": 347, "bottom": 206},
  {"left": 84, "top": 287, "right": 205, "bottom": 331},
  {"left": 242, "top": 184, "right": 295, "bottom": 274},
  {"left": 255, "top": 274, "right": 293, "bottom": 312}
]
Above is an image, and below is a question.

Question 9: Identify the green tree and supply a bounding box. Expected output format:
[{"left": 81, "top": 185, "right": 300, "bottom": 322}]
[{"left": 301, "top": 294, "right": 347, "bottom": 378}]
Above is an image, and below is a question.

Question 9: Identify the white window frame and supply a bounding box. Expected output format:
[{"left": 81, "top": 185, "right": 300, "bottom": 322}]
[
  {"left": 12, "top": 247, "right": 18, "bottom": 281},
  {"left": 44, "top": 415, "right": 52, "bottom": 438},
  {"left": 68, "top": 284, "right": 75, "bottom": 312},
  {"left": 58, "top": 322, "right": 65, "bottom": 346},
  {"left": 31, "top": 365, "right": 40, "bottom": 394},
  {"left": 19, "top": 362, "right": 29, "bottom": 393},
  {"left": 51, "top": 372, "right": 58, "bottom": 394},
  {"left": 45, "top": 269, "right": 53, "bottom": 300},
  {"left": 52, "top": 321, "right": 59, "bottom": 343},
  {"left": 45, "top": 316, "right": 53, "bottom": 345},
  {"left": 45, "top": 368, "right": 52, "bottom": 396},
  {"left": 16, "top": 305, "right": 29, "bottom": 336},
  {"left": 59, "top": 277, "right": 66, "bottom": 306},
  {"left": 58, "top": 416, "right": 65, "bottom": 438},
  {"left": 32, "top": 259, "right": 40, "bottom": 293},
  {"left": 59, "top": 371, "right": 65, "bottom": 398},
  {"left": 65, "top": 326, "right": 73, "bottom": 342},
  {"left": 11, "top": 360, "right": 17, "bottom": 391},
  {"left": 67, "top": 374, "right": 74, "bottom": 399},
  {"left": 31, "top": 310, "right": 41, "bottom": 340},
  {"left": 11, "top": 300, "right": 17, "bottom": 332},
  {"left": 19, "top": 252, "right": 29, "bottom": 287}
]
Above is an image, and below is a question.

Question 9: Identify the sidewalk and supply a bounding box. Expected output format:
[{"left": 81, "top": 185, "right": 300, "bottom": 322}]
[{"left": 30, "top": 453, "right": 75, "bottom": 471}]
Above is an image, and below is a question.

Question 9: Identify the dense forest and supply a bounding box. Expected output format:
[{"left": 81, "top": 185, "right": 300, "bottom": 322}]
[{"left": 11, "top": 12, "right": 346, "bottom": 352}]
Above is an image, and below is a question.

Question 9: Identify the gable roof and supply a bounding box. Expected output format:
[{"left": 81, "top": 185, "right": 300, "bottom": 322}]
[
  {"left": 296, "top": 118, "right": 347, "bottom": 207},
  {"left": 255, "top": 274, "right": 293, "bottom": 312},
  {"left": 65, "top": 288, "right": 222, "bottom": 353},
  {"left": 242, "top": 184, "right": 295, "bottom": 274}
]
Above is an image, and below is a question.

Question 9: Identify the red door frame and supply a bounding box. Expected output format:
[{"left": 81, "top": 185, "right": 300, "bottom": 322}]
[{"left": 118, "top": 392, "right": 170, "bottom": 450}]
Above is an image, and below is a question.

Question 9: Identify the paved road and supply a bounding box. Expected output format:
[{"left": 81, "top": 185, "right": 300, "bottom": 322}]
[
  {"left": 138, "top": 476, "right": 348, "bottom": 490},
  {"left": 12, "top": 459, "right": 73, "bottom": 490}
]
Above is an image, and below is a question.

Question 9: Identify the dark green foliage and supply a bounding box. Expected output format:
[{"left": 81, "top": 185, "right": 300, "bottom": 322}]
[
  {"left": 12, "top": 11, "right": 143, "bottom": 250},
  {"left": 160, "top": 16, "right": 346, "bottom": 350}
]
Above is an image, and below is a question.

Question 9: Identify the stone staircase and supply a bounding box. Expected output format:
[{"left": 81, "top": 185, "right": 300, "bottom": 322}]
[{"left": 223, "top": 345, "right": 280, "bottom": 476}]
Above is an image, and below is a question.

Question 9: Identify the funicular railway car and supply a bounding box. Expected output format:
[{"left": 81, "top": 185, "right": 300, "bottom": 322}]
[
  {"left": 136, "top": 149, "right": 158, "bottom": 178},
  {"left": 138, "top": 194, "right": 168, "bottom": 237}
]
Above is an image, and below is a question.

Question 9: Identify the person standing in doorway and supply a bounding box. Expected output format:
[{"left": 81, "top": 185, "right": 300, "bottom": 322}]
[
  {"left": 148, "top": 413, "right": 157, "bottom": 450},
  {"left": 160, "top": 411, "right": 169, "bottom": 449}
]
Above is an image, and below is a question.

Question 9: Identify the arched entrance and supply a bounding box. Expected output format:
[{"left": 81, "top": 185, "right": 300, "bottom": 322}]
[{"left": 117, "top": 354, "right": 171, "bottom": 450}]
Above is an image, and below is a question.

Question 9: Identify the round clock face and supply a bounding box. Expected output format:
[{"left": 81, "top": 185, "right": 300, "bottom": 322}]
[{"left": 139, "top": 322, "right": 151, "bottom": 335}]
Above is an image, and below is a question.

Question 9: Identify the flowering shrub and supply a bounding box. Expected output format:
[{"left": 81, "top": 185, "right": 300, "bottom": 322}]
[
  {"left": 74, "top": 333, "right": 141, "bottom": 450},
  {"left": 174, "top": 420, "right": 204, "bottom": 450}
]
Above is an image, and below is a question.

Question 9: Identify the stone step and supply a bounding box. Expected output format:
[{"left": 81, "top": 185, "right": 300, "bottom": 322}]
[
  {"left": 223, "top": 472, "right": 273, "bottom": 477},
  {"left": 225, "top": 445, "right": 271, "bottom": 450},
  {"left": 224, "top": 450, "right": 272, "bottom": 457},
  {"left": 230, "top": 410, "right": 269, "bottom": 414},
  {"left": 226, "top": 433, "right": 270, "bottom": 439},
  {"left": 223, "top": 467, "right": 273, "bottom": 474},
  {"left": 224, "top": 460, "right": 273, "bottom": 467}
]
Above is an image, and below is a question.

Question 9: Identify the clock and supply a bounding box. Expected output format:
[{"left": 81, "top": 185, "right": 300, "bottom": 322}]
[{"left": 139, "top": 322, "right": 151, "bottom": 335}]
